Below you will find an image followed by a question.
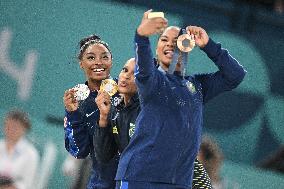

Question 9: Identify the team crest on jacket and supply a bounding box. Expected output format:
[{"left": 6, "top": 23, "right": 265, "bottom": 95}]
[
  {"left": 113, "top": 126, "right": 118, "bottom": 134},
  {"left": 186, "top": 81, "right": 196, "bottom": 93},
  {"left": 129, "top": 123, "right": 136, "bottom": 138}
]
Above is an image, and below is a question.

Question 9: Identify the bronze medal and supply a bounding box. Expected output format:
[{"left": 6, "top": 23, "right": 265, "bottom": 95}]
[{"left": 177, "top": 34, "right": 195, "bottom": 52}]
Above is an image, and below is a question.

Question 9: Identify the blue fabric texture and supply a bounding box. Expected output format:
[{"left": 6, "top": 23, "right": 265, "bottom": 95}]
[
  {"left": 64, "top": 81, "right": 120, "bottom": 189},
  {"left": 116, "top": 31, "right": 246, "bottom": 187}
]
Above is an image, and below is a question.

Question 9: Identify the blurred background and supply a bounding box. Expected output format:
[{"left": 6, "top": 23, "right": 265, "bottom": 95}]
[{"left": 0, "top": 0, "right": 283, "bottom": 188}]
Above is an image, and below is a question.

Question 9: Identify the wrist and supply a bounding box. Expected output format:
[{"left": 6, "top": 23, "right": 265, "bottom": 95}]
[
  {"left": 99, "top": 114, "right": 108, "bottom": 127},
  {"left": 99, "top": 120, "right": 108, "bottom": 127},
  {"left": 200, "top": 38, "right": 209, "bottom": 48}
]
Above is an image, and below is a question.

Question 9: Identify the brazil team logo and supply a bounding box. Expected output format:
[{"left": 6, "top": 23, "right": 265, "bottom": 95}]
[
  {"left": 186, "top": 81, "right": 196, "bottom": 93},
  {"left": 113, "top": 126, "right": 118, "bottom": 134}
]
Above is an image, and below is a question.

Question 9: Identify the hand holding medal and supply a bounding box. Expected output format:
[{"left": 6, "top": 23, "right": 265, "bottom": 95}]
[
  {"left": 96, "top": 79, "right": 118, "bottom": 127},
  {"left": 177, "top": 33, "right": 195, "bottom": 52},
  {"left": 169, "top": 26, "right": 209, "bottom": 76},
  {"left": 186, "top": 26, "right": 209, "bottom": 48},
  {"left": 63, "top": 84, "right": 90, "bottom": 112},
  {"left": 99, "top": 79, "right": 118, "bottom": 96},
  {"left": 168, "top": 28, "right": 195, "bottom": 76},
  {"left": 73, "top": 84, "right": 90, "bottom": 101}
]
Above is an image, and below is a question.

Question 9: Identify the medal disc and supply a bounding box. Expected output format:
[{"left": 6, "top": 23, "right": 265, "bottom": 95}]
[
  {"left": 177, "top": 34, "right": 195, "bottom": 52},
  {"left": 100, "top": 79, "right": 118, "bottom": 96},
  {"left": 73, "top": 84, "right": 90, "bottom": 101}
]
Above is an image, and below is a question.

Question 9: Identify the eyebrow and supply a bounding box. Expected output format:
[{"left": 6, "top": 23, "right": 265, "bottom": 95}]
[
  {"left": 85, "top": 52, "right": 110, "bottom": 56},
  {"left": 160, "top": 35, "right": 178, "bottom": 39},
  {"left": 101, "top": 52, "right": 111, "bottom": 55}
]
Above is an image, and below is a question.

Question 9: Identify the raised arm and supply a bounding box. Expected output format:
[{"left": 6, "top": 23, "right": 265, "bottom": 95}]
[
  {"left": 187, "top": 26, "right": 246, "bottom": 102},
  {"left": 93, "top": 90, "right": 118, "bottom": 163},
  {"left": 134, "top": 10, "right": 168, "bottom": 99},
  {"left": 135, "top": 10, "right": 167, "bottom": 77}
]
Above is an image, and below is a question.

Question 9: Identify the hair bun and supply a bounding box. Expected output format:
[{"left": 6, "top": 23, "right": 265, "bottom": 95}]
[
  {"left": 79, "top": 34, "right": 101, "bottom": 48},
  {"left": 90, "top": 34, "right": 101, "bottom": 40}
]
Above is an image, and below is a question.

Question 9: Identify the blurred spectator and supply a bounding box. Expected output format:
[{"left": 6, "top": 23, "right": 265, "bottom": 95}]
[
  {"left": 72, "top": 157, "right": 92, "bottom": 189},
  {"left": 0, "top": 176, "right": 16, "bottom": 189},
  {"left": 0, "top": 109, "right": 39, "bottom": 189},
  {"left": 236, "top": 0, "right": 284, "bottom": 13},
  {"left": 62, "top": 154, "right": 82, "bottom": 184},
  {"left": 258, "top": 145, "right": 284, "bottom": 174},
  {"left": 198, "top": 135, "right": 240, "bottom": 189},
  {"left": 197, "top": 135, "right": 224, "bottom": 189},
  {"left": 62, "top": 154, "right": 92, "bottom": 189},
  {"left": 274, "top": 0, "right": 284, "bottom": 14}
]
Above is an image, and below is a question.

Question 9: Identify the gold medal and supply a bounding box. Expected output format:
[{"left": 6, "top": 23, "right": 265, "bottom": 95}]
[
  {"left": 100, "top": 79, "right": 118, "bottom": 96},
  {"left": 177, "top": 34, "right": 195, "bottom": 52}
]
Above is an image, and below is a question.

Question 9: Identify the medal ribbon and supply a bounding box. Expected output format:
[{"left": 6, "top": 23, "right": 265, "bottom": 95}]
[{"left": 168, "top": 28, "right": 188, "bottom": 77}]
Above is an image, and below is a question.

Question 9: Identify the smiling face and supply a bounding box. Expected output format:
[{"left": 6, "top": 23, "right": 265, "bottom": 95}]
[
  {"left": 156, "top": 26, "right": 180, "bottom": 70},
  {"left": 79, "top": 43, "right": 112, "bottom": 84},
  {"left": 118, "top": 58, "right": 137, "bottom": 97}
]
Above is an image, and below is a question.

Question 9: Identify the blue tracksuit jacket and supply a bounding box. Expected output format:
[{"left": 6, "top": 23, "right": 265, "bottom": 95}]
[
  {"left": 64, "top": 81, "right": 120, "bottom": 189},
  {"left": 115, "top": 32, "right": 246, "bottom": 187}
]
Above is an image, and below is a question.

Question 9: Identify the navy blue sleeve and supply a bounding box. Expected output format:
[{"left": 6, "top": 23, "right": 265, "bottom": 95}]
[
  {"left": 64, "top": 109, "right": 91, "bottom": 158},
  {"left": 134, "top": 31, "right": 155, "bottom": 78},
  {"left": 93, "top": 121, "right": 118, "bottom": 163},
  {"left": 134, "top": 31, "right": 161, "bottom": 100},
  {"left": 195, "top": 38, "right": 246, "bottom": 103}
]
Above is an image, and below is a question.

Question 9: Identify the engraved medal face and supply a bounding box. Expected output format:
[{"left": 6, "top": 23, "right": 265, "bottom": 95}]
[
  {"left": 73, "top": 84, "right": 90, "bottom": 101},
  {"left": 177, "top": 34, "right": 195, "bottom": 52},
  {"left": 100, "top": 79, "right": 118, "bottom": 96}
]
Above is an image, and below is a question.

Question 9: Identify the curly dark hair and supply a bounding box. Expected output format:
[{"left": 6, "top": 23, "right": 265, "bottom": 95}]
[{"left": 77, "top": 34, "right": 112, "bottom": 60}]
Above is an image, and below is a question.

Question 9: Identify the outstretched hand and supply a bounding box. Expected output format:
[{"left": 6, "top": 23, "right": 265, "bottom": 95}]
[
  {"left": 137, "top": 9, "right": 168, "bottom": 37},
  {"left": 186, "top": 26, "right": 209, "bottom": 48}
]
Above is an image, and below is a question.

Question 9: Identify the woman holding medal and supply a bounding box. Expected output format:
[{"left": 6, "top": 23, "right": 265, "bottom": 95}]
[
  {"left": 114, "top": 10, "right": 246, "bottom": 189},
  {"left": 63, "top": 34, "right": 119, "bottom": 189},
  {"left": 94, "top": 57, "right": 213, "bottom": 189}
]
